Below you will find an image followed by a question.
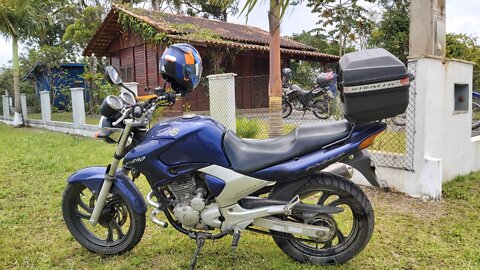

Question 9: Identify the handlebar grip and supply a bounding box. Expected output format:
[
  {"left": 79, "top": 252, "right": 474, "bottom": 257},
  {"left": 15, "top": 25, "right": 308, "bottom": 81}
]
[{"left": 158, "top": 92, "right": 177, "bottom": 103}]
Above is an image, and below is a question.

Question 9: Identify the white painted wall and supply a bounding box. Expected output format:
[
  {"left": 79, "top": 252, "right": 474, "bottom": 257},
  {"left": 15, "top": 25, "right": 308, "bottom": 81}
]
[{"left": 377, "top": 57, "right": 479, "bottom": 199}]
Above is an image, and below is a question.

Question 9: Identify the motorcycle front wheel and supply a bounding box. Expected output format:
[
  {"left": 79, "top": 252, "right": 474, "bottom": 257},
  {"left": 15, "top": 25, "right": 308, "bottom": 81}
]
[
  {"left": 472, "top": 102, "right": 480, "bottom": 130},
  {"left": 268, "top": 174, "right": 374, "bottom": 265},
  {"left": 62, "top": 182, "right": 146, "bottom": 255},
  {"left": 282, "top": 98, "right": 293, "bottom": 118}
]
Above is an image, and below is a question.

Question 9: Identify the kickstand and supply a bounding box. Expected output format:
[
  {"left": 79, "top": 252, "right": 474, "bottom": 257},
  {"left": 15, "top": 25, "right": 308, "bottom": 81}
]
[
  {"left": 189, "top": 235, "right": 206, "bottom": 270},
  {"left": 301, "top": 110, "right": 307, "bottom": 120}
]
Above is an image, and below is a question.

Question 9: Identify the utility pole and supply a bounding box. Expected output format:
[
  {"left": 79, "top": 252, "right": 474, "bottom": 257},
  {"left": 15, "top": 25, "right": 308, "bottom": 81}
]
[{"left": 409, "top": 0, "right": 446, "bottom": 57}]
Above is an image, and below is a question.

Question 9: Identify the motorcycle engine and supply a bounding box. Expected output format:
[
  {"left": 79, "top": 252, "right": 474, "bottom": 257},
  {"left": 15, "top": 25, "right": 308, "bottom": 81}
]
[
  {"left": 292, "top": 100, "right": 303, "bottom": 111},
  {"left": 168, "top": 174, "right": 209, "bottom": 229}
]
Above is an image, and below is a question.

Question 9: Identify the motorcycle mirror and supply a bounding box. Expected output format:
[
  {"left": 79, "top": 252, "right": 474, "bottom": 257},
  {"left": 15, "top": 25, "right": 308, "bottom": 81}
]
[{"left": 105, "top": 65, "right": 123, "bottom": 86}]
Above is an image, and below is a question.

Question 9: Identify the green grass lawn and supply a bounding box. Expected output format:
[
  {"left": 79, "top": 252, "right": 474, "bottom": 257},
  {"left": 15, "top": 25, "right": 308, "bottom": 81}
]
[
  {"left": 371, "top": 130, "right": 406, "bottom": 154},
  {"left": 1, "top": 123, "right": 480, "bottom": 269},
  {"left": 28, "top": 112, "right": 101, "bottom": 125}
]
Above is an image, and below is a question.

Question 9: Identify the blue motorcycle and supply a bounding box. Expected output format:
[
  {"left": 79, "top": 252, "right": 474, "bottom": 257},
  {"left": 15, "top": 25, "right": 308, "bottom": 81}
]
[{"left": 62, "top": 47, "right": 408, "bottom": 268}]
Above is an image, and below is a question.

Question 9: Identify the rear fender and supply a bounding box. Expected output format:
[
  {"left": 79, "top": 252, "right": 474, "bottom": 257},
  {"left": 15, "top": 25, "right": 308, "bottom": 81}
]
[
  {"left": 267, "top": 172, "right": 359, "bottom": 201},
  {"left": 342, "top": 150, "right": 385, "bottom": 188},
  {"left": 67, "top": 166, "right": 147, "bottom": 214}
]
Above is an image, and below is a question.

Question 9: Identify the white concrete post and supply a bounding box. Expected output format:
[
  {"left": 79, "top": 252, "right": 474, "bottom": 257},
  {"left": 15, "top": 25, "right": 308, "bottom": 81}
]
[
  {"left": 207, "top": 73, "right": 237, "bottom": 132},
  {"left": 20, "top": 93, "right": 27, "bottom": 120},
  {"left": 70, "top": 88, "right": 86, "bottom": 128},
  {"left": 40, "top": 91, "right": 51, "bottom": 122},
  {"left": 2, "top": 95, "right": 9, "bottom": 119},
  {"left": 122, "top": 82, "right": 139, "bottom": 96},
  {"left": 378, "top": 57, "right": 475, "bottom": 200}
]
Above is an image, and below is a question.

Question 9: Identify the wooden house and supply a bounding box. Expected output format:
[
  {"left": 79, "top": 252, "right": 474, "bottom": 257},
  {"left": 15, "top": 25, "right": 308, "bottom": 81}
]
[{"left": 84, "top": 5, "right": 339, "bottom": 112}]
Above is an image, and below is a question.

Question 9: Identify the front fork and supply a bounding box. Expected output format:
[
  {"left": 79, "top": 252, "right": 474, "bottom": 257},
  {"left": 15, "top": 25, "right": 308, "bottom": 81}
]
[{"left": 89, "top": 124, "right": 132, "bottom": 225}]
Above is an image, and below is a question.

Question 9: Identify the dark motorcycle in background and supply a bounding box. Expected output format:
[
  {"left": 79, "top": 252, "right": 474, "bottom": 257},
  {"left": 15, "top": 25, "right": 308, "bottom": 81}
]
[{"left": 282, "top": 68, "right": 338, "bottom": 120}]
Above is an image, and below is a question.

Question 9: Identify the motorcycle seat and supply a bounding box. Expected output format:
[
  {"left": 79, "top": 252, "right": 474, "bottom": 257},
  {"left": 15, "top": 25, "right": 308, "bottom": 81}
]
[
  {"left": 223, "top": 120, "right": 351, "bottom": 174},
  {"left": 290, "top": 84, "right": 311, "bottom": 95}
]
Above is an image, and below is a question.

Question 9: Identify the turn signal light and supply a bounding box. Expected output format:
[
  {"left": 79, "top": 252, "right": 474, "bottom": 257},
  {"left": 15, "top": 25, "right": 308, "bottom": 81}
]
[{"left": 359, "top": 131, "right": 383, "bottom": 150}]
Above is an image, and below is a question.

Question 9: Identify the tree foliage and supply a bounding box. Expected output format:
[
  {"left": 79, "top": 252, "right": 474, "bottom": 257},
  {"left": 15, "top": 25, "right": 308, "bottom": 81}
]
[
  {"left": 446, "top": 33, "right": 480, "bottom": 89},
  {"left": 306, "top": 0, "right": 375, "bottom": 56},
  {"left": 183, "top": 0, "right": 238, "bottom": 21},
  {"left": 0, "top": 0, "right": 50, "bottom": 125},
  {"left": 369, "top": 0, "right": 409, "bottom": 62},
  {"left": 62, "top": 6, "right": 103, "bottom": 53},
  {"left": 0, "top": 0, "right": 50, "bottom": 41},
  {"left": 289, "top": 30, "right": 350, "bottom": 88}
]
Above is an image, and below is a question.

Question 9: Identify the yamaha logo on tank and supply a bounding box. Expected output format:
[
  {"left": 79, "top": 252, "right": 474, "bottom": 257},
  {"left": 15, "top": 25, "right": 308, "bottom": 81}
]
[{"left": 169, "top": 128, "right": 179, "bottom": 136}]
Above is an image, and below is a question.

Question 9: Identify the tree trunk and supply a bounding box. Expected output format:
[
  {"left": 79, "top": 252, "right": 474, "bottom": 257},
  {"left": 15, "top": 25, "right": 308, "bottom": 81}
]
[
  {"left": 152, "top": 0, "right": 160, "bottom": 11},
  {"left": 12, "top": 36, "right": 24, "bottom": 127},
  {"left": 268, "top": 0, "right": 283, "bottom": 137},
  {"left": 221, "top": 9, "right": 227, "bottom": 21}
]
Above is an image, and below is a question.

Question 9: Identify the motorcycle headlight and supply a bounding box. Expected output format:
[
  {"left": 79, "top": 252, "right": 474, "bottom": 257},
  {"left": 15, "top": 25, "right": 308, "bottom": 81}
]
[
  {"left": 100, "top": 95, "right": 123, "bottom": 117},
  {"left": 97, "top": 116, "right": 123, "bottom": 143}
]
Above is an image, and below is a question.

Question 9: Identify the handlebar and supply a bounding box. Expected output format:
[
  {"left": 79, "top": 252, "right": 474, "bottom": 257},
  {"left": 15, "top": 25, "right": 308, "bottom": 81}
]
[
  {"left": 113, "top": 107, "right": 133, "bottom": 126},
  {"left": 110, "top": 91, "right": 180, "bottom": 127}
]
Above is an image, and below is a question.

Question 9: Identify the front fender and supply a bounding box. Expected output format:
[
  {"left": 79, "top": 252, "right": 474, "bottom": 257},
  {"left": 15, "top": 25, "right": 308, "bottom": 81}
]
[{"left": 67, "top": 166, "right": 147, "bottom": 214}]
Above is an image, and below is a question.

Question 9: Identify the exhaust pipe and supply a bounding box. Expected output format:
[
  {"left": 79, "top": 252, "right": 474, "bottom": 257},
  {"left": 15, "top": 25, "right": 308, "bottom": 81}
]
[
  {"left": 322, "top": 163, "right": 354, "bottom": 179},
  {"left": 146, "top": 191, "right": 168, "bottom": 228}
]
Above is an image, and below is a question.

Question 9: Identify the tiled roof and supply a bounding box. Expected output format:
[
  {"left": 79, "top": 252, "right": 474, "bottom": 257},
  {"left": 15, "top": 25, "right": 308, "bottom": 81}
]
[
  {"left": 83, "top": 5, "right": 339, "bottom": 62},
  {"left": 117, "top": 5, "right": 315, "bottom": 51}
]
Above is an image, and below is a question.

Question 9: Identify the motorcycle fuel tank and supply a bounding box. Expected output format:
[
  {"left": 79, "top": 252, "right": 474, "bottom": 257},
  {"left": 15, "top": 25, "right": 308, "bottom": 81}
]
[{"left": 124, "top": 115, "right": 230, "bottom": 186}]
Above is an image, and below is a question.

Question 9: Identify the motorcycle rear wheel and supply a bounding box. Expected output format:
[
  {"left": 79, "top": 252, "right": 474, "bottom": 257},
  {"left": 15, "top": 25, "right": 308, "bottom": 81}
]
[
  {"left": 62, "top": 182, "right": 146, "bottom": 255},
  {"left": 311, "top": 93, "right": 331, "bottom": 119},
  {"left": 268, "top": 174, "right": 374, "bottom": 265},
  {"left": 391, "top": 113, "right": 407, "bottom": 127}
]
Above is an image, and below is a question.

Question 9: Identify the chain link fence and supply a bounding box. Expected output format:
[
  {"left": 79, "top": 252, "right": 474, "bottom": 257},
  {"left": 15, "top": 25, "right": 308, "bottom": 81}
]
[{"left": 367, "top": 61, "right": 417, "bottom": 171}]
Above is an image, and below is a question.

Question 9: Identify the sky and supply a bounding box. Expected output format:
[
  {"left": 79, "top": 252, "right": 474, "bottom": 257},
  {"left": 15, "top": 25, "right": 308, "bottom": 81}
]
[{"left": 0, "top": 0, "right": 479, "bottom": 66}]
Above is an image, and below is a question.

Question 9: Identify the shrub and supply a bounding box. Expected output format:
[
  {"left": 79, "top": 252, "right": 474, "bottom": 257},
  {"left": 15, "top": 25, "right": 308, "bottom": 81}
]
[{"left": 236, "top": 117, "right": 261, "bottom": 138}]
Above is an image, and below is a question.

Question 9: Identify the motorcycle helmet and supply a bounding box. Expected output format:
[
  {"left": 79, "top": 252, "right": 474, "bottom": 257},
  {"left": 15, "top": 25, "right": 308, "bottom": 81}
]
[
  {"left": 159, "top": 43, "right": 202, "bottom": 94},
  {"left": 315, "top": 72, "right": 334, "bottom": 88},
  {"left": 282, "top": 68, "right": 293, "bottom": 79}
]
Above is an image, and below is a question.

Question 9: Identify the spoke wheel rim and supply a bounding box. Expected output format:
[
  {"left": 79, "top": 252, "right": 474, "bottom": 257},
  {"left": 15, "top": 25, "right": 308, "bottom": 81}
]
[
  {"left": 286, "top": 188, "right": 361, "bottom": 256},
  {"left": 70, "top": 185, "right": 133, "bottom": 247},
  {"left": 311, "top": 94, "right": 330, "bottom": 119}
]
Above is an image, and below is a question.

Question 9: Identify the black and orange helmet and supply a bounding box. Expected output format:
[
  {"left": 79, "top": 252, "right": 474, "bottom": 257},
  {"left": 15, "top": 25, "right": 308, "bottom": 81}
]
[{"left": 159, "top": 44, "right": 202, "bottom": 94}]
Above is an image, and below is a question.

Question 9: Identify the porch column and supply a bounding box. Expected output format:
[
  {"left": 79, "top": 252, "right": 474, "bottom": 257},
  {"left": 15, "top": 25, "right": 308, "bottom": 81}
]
[
  {"left": 2, "top": 95, "right": 9, "bottom": 119},
  {"left": 71, "top": 88, "right": 86, "bottom": 128},
  {"left": 20, "top": 94, "right": 27, "bottom": 120},
  {"left": 40, "top": 91, "right": 51, "bottom": 122},
  {"left": 207, "top": 73, "right": 237, "bottom": 132}
]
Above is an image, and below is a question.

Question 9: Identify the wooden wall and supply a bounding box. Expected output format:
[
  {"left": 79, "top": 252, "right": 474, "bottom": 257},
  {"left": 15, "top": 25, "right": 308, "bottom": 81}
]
[{"left": 106, "top": 31, "right": 282, "bottom": 111}]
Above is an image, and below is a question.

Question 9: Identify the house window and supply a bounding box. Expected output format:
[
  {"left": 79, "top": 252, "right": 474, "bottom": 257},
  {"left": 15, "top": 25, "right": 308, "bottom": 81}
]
[{"left": 119, "top": 66, "right": 134, "bottom": 82}]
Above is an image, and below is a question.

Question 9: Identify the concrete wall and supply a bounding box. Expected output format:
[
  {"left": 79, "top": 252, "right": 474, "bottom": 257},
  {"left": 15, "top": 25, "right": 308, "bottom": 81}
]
[
  {"left": 0, "top": 118, "right": 98, "bottom": 137},
  {"left": 1, "top": 87, "right": 97, "bottom": 138},
  {"left": 377, "top": 57, "right": 478, "bottom": 199}
]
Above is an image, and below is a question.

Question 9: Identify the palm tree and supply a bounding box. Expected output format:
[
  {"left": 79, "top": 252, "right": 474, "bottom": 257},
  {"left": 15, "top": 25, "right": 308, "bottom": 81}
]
[
  {"left": 0, "top": 0, "right": 49, "bottom": 126},
  {"left": 214, "top": 0, "right": 291, "bottom": 136}
]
